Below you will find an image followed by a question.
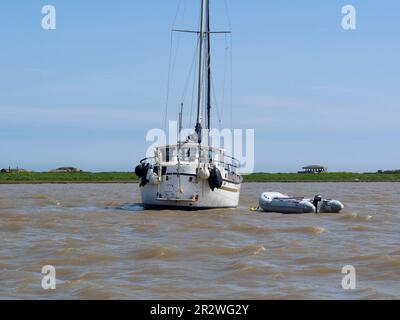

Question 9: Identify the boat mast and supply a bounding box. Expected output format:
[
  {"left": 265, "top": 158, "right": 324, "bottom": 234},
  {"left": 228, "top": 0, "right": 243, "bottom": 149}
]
[
  {"left": 195, "top": 0, "right": 205, "bottom": 144},
  {"left": 205, "top": 0, "right": 211, "bottom": 134}
]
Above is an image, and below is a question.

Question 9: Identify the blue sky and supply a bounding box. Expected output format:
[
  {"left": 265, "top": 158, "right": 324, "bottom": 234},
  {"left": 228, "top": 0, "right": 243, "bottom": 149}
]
[{"left": 0, "top": 0, "right": 399, "bottom": 172}]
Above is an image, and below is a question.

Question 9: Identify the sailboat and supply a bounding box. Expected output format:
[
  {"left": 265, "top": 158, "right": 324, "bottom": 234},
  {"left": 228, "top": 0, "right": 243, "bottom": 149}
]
[{"left": 135, "top": 0, "right": 242, "bottom": 210}]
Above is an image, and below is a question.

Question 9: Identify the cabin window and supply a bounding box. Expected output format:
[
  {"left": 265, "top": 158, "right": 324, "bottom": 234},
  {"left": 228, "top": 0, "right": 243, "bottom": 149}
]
[
  {"left": 201, "top": 149, "right": 223, "bottom": 164},
  {"left": 162, "top": 147, "right": 177, "bottom": 162},
  {"left": 179, "top": 147, "right": 196, "bottom": 162}
]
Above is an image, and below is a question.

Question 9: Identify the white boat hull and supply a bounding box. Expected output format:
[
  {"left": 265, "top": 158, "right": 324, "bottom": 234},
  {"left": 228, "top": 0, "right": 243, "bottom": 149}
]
[
  {"left": 141, "top": 174, "right": 240, "bottom": 210},
  {"left": 136, "top": 0, "right": 243, "bottom": 210}
]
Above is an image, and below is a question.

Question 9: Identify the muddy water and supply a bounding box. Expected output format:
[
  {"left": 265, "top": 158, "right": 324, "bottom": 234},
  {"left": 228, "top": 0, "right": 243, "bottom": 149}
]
[{"left": 0, "top": 183, "right": 399, "bottom": 299}]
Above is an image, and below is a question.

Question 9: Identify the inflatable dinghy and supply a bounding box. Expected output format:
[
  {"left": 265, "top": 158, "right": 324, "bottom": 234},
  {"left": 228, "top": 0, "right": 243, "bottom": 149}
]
[
  {"left": 259, "top": 192, "right": 316, "bottom": 214},
  {"left": 258, "top": 193, "right": 344, "bottom": 214}
]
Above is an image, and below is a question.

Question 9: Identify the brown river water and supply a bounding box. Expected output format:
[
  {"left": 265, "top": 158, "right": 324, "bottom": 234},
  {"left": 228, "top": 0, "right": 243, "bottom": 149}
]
[{"left": 0, "top": 183, "right": 399, "bottom": 299}]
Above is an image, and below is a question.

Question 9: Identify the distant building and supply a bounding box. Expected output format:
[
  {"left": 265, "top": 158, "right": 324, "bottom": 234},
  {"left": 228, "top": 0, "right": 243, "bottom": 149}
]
[
  {"left": 299, "top": 165, "right": 328, "bottom": 174},
  {"left": 377, "top": 169, "right": 400, "bottom": 174},
  {"left": 51, "top": 167, "right": 82, "bottom": 173},
  {"left": 0, "top": 167, "right": 27, "bottom": 173}
]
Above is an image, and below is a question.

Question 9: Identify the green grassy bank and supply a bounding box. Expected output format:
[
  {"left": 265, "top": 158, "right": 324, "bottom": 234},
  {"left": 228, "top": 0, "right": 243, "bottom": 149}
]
[
  {"left": 1, "top": 171, "right": 400, "bottom": 184},
  {"left": 0, "top": 172, "right": 138, "bottom": 184},
  {"left": 244, "top": 172, "right": 400, "bottom": 182}
]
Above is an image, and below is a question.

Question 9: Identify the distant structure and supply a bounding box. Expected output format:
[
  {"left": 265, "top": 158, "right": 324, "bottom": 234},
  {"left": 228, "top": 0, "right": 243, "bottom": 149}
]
[
  {"left": 377, "top": 169, "right": 400, "bottom": 174},
  {"left": 51, "top": 167, "right": 82, "bottom": 173},
  {"left": 299, "top": 165, "right": 328, "bottom": 174},
  {"left": 0, "top": 167, "right": 27, "bottom": 173}
]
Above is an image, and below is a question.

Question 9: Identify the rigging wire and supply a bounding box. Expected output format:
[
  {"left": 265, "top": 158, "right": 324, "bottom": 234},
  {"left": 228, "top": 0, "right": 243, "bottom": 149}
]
[
  {"left": 223, "top": 0, "right": 232, "bottom": 31},
  {"left": 163, "top": 0, "right": 184, "bottom": 131},
  {"left": 223, "top": 0, "right": 234, "bottom": 131},
  {"left": 163, "top": 32, "right": 174, "bottom": 131},
  {"left": 178, "top": 36, "right": 200, "bottom": 136},
  {"left": 172, "top": 0, "right": 183, "bottom": 26},
  {"left": 164, "top": 0, "right": 234, "bottom": 133},
  {"left": 220, "top": 33, "right": 229, "bottom": 124},
  {"left": 211, "top": 74, "right": 222, "bottom": 131},
  {"left": 180, "top": 38, "right": 200, "bottom": 107},
  {"left": 189, "top": 36, "right": 200, "bottom": 129},
  {"left": 229, "top": 34, "right": 233, "bottom": 131}
]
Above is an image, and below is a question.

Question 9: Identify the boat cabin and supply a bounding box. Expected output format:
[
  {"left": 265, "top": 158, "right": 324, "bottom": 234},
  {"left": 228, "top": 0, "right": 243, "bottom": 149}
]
[{"left": 157, "top": 144, "right": 228, "bottom": 165}]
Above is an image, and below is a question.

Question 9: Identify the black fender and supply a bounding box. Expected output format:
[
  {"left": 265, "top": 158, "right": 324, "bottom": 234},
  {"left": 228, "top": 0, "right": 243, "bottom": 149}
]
[
  {"left": 208, "top": 167, "right": 223, "bottom": 191},
  {"left": 139, "top": 163, "right": 150, "bottom": 187},
  {"left": 135, "top": 164, "right": 144, "bottom": 178}
]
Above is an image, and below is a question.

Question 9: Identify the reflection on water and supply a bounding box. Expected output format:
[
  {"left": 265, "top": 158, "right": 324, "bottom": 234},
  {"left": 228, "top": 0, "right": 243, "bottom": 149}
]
[
  {"left": 117, "top": 204, "right": 145, "bottom": 212},
  {"left": 0, "top": 183, "right": 399, "bottom": 299}
]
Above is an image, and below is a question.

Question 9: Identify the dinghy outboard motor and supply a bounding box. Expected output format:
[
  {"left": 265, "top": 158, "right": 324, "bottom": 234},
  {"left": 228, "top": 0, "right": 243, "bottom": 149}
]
[
  {"left": 313, "top": 195, "right": 322, "bottom": 213},
  {"left": 208, "top": 167, "right": 223, "bottom": 191},
  {"left": 313, "top": 195, "right": 344, "bottom": 213}
]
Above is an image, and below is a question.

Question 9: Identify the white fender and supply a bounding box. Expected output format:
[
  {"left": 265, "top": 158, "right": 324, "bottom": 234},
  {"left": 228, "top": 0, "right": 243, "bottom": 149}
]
[
  {"left": 147, "top": 169, "right": 160, "bottom": 185},
  {"left": 198, "top": 166, "right": 210, "bottom": 180}
]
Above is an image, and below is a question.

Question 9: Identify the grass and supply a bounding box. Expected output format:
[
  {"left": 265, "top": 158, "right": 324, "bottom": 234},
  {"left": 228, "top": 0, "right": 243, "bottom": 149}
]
[
  {"left": 1, "top": 171, "right": 400, "bottom": 184},
  {"left": 0, "top": 172, "right": 138, "bottom": 184},
  {"left": 243, "top": 172, "right": 400, "bottom": 182}
]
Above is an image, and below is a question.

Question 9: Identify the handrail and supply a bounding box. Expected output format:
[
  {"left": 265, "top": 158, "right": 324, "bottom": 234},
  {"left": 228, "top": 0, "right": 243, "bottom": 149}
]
[
  {"left": 140, "top": 151, "right": 242, "bottom": 169},
  {"left": 140, "top": 157, "right": 155, "bottom": 164}
]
